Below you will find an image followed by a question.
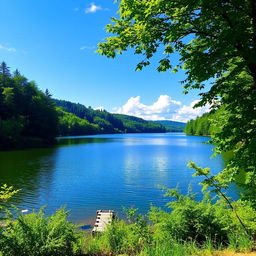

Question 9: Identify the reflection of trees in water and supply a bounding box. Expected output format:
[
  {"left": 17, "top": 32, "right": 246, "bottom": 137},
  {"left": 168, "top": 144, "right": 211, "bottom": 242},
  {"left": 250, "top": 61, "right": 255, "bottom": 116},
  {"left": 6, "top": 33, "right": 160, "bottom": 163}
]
[
  {"left": 0, "top": 148, "right": 57, "bottom": 207},
  {"left": 56, "top": 137, "right": 113, "bottom": 147},
  {"left": 0, "top": 137, "right": 114, "bottom": 209}
]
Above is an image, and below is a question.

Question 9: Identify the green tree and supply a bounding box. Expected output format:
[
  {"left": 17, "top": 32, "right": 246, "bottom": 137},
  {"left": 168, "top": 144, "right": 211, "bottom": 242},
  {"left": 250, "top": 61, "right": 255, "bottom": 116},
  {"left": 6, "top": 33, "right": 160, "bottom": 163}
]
[
  {"left": 0, "top": 62, "right": 11, "bottom": 77},
  {"left": 98, "top": 0, "right": 256, "bottom": 205},
  {"left": 13, "top": 69, "right": 21, "bottom": 77},
  {"left": 0, "top": 62, "right": 59, "bottom": 148}
]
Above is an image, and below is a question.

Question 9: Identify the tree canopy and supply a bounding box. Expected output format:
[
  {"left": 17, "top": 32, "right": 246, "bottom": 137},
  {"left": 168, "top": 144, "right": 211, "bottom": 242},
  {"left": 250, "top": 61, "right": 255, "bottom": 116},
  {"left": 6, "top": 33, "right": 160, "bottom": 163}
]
[
  {"left": 98, "top": 0, "right": 256, "bottom": 205},
  {"left": 0, "top": 62, "right": 58, "bottom": 148}
]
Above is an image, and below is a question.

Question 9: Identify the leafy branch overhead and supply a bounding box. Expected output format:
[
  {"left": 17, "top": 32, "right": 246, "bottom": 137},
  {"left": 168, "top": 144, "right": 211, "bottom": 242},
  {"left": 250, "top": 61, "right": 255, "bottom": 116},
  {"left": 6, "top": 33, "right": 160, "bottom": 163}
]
[{"left": 98, "top": 0, "right": 256, "bottom": 92}]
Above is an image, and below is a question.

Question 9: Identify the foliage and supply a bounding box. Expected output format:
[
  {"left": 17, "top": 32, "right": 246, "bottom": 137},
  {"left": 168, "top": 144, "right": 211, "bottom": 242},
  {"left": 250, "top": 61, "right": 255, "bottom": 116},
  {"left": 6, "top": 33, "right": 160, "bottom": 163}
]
[
  {"left": 113, "top": 114, "right": 166, "bottom": 133},
  {"left": 57, "top": 108, "right": 99, "bottom": 136},
  {"left": 98, "top": 0, "right": 256, "bottom": 207},
  {"left": 0, "top": 62, "right": 58, "bottom": 149},
  {"left": 0, "top": 184, "right": 19, "bottom": 222},
  {"left": 87, "top": 209, "right": 151, "bottom": 255},
  {"left": 0, "top": 208, "right": 83, "bottom": 256},
  {"left": 0, "top": 185, "right": 18, "bottom": 203}
]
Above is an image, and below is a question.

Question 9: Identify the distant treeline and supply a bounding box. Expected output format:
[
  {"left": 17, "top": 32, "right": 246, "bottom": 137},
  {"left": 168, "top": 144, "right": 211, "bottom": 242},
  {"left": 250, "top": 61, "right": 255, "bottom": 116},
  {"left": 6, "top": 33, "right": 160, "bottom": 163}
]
[
  {"left": 153, "top": 120, "right": 186, "bottom": 132},
  {"left": 55, "top": 99, "right": 166, "bottom": 135},
  {"left": 184, "top": 108, "right": 223, "bottom": 136},
  {"left": 0, "top": 62, "right": 166, "bottom": 149}
]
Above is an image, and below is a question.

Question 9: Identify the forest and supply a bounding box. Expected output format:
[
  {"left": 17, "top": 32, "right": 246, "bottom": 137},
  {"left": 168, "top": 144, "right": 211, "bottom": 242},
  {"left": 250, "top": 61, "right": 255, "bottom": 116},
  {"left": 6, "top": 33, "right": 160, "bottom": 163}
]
[
  {"left": 0, "top": 63, "right": 166, "bottom": 149},
  {"left": 0, "top": 62, "right": 58, "bottom": 149},
  {"left": 184, "top": 108, "right": 225, "bottom": 136}
]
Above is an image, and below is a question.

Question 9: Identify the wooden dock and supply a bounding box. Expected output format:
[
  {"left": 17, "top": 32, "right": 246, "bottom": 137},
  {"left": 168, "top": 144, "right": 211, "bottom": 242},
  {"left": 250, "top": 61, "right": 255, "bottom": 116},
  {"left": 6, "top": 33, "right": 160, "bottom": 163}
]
[{"left": 92, "top": 210, "right": 115, "bottom": 235}]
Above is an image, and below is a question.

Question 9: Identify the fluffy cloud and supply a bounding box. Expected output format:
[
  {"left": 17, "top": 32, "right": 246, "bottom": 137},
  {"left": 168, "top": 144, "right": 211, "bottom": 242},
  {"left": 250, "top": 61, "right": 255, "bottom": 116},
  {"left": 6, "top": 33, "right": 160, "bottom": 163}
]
[
  {"left": 85, "top": 3, "right": 104, "bottom": 13},
  {"left": 0, "top": 44, "right": 16, "bottom": 52},
  {"left": 172, "top": 100, "right": 210, "bottom": 122},
  {"left": 114, "top": 96, "right": 210, "bottom": 122},
  {"left": 115, "top": 95, "right": 182, "bottom": 121}
]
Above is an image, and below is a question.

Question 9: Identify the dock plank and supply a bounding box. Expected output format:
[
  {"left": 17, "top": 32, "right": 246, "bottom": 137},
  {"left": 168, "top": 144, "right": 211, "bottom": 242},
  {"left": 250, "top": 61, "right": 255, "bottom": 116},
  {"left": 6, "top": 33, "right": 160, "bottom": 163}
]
[{"left": 92, "top": 210, "right": 115, "bottom": 235}]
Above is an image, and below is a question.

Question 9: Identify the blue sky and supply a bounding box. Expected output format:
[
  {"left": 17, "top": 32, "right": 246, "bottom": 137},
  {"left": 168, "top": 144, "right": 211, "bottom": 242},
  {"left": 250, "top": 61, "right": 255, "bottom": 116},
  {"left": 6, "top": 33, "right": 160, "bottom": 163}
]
[{"left": 0, "top": 0, "right": 209, "bottom": 122}]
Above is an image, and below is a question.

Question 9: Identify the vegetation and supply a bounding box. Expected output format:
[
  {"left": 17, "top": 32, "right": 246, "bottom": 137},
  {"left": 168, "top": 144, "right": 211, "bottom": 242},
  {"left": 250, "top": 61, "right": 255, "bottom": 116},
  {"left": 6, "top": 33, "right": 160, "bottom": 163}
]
[
  {"left": 0, "top": 208, "right": 83, "bottom": 256},
  {"left": 113, "top": 114, "right": 166, "bottom": 133},
  {"left": 0, "top": 62, "right": 58, "bottom": 149},
  {"left": 57, "top": 108, "right": 99, "bottom": 136},
  {"left": 154, "top": 120, "right": 186, "bottom": 132},
  {"left": 184, "top": 108, "right": 225, "bottom": 136},
  {"left": 85, "top": 187, "right": 256, "bottom": 256},
  {"left": 0, "top": 186, "right": 83, "bottom": 256},
  {"left": 1, "top": 184, "right": 256, "bottom": 256}
]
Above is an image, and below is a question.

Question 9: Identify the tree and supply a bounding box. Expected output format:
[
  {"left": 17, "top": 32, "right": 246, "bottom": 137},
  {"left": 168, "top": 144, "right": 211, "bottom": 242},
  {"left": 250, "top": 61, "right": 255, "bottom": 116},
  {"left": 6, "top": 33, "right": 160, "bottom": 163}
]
[
  {"left": 0, "top": 62, "right": 59, "bottom": 148},
  {"left": 98, "top": 0, "right": 256, "bottom": 205},
  {"left": 45, "top": 89, "right": 52, "bottom": 98},
  {"left": 13, "top": 69, "right": 21, "bottom": 77},
  {"left": 0, "top": 62, "right": 11, "bottom": 77}
]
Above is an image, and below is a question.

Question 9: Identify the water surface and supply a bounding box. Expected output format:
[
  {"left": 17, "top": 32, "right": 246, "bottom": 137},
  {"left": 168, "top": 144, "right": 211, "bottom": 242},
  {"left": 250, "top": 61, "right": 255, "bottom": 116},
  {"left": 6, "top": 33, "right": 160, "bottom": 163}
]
[{"left": 0, "top": 133, "right": 226, "bottom": 223}]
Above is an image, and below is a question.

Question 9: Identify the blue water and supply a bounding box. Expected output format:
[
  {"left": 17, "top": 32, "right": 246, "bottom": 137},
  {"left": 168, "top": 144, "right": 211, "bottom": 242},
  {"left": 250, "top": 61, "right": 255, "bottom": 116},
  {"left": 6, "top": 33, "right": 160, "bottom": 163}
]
[{"left": 0, "top": 133, "right": 228, "bottom": 223}]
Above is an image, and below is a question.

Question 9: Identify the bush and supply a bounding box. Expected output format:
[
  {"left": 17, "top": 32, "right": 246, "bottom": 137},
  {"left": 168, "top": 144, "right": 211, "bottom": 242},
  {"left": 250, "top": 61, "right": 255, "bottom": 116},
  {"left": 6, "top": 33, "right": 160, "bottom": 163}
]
[
  {"left": 149, "top": 188, "right": 256, "bottom": 246},
  {"left": 87, "top": 209, "right": 152, "bottom": 255},
  {"left": 0, "top": 208, "right": 83, "bottom": 256}
]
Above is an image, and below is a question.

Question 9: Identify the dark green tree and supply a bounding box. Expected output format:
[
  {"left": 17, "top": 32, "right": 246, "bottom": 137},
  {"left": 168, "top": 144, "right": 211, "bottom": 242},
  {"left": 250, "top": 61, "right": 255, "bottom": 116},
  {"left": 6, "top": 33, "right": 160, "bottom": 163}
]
[
  {"left": 45, "top": 89, "right": 52, "bottom": 98},
  {"left": 0, "top": 62, "right": 11, "bottom": 77},
  {"left": 13, "top": 69, "right": 21, "bottom": 77},
  {"left": 0, "top": 62, "right": 58, "bottom": 148}
]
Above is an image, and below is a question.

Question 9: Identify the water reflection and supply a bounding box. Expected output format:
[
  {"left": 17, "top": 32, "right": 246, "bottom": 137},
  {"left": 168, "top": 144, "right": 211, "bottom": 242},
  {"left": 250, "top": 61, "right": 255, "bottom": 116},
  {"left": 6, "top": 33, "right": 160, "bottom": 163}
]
[
  {"left": 56, "top": 137, "right": 113, "bottom": 147},
  {"left": 0, "top": 148, "right": 57, "bottom": 209}
]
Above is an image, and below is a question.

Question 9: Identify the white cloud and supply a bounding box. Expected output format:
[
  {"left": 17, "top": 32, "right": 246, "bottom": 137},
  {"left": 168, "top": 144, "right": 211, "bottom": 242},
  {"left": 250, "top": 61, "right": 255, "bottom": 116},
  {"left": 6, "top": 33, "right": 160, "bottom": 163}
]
[
  {"left": 0, "top": 44, "right": 16, "bottom": 52},
  {"left": 95, "top": 106, "right": 105, "bottom": 111},
  {"left": 115, "top": 95, "right": 182, "bottom": 121},
  {"left": 85, "top": 3, "right": 104, "bottom": 13},
  {"left": 172, "top": 100, "right": 210, "bottom": 122},
  {"left": 80, "top": 45, "right": 95, "bottom": 51},
  {"left": 114, "top": 96, "right": 210, "bottom": 122}
]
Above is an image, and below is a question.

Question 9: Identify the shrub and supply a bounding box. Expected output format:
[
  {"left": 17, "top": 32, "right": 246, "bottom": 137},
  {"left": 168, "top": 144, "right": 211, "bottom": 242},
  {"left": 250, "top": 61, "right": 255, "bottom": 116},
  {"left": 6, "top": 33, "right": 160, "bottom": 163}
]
[
  {"left": 0, "top": 208, "right": 83, "bottom": 256},
  {"left": 149, "top": 188, "right": 256, "bottom": 247},
  {"left": 87, "top": 209, "right": 152, "bottom": 255}
]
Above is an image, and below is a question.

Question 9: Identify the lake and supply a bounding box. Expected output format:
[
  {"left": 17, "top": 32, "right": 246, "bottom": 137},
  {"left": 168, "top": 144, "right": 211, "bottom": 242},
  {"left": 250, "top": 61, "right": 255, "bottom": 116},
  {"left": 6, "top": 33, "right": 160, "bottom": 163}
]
[{"left": 0, "top": 133, "right": 228, "bottom": 224}]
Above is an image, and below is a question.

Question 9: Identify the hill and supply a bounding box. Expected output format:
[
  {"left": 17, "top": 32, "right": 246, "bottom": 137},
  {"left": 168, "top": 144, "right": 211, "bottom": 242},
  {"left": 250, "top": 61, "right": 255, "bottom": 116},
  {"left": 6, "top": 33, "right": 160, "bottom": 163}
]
[
  {"left": 54, "top": 99, "right": 166, "bottom": 135},
  {"left": 153, "top": 120, "right": 186, "bottom": 132},
  {"left": 113, "top": 114, "right": 166, "bottom": 133}
]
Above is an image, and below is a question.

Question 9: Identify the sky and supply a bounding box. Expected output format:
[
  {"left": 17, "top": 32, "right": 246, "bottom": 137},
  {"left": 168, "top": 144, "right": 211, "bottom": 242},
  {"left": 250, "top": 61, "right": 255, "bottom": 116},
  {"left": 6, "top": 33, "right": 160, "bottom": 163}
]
[{"left": 0, "top": 0, "right": 210, "bottom": 122}]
